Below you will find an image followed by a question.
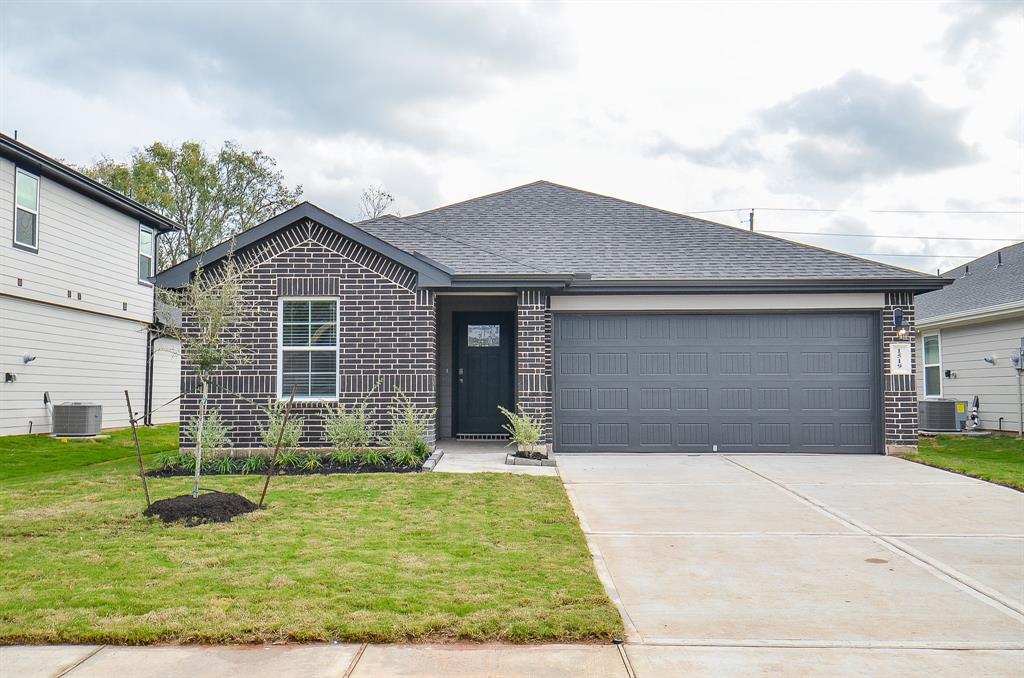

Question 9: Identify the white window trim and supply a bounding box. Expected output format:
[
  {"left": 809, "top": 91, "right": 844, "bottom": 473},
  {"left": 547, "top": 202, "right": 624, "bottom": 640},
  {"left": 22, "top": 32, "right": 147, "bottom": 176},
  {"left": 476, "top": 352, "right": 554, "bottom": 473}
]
[
  {"left": 277, "top": 296, "right": 340, "bottom": 402},
  {"left": 138, "top": 224, "right": 156, "bottom": 284},
  {"left": 922, "top": 332, "right": 942, "bottom": 398},
  {"left": 13, "top": 167, "right": 40, "bottom": 251}
]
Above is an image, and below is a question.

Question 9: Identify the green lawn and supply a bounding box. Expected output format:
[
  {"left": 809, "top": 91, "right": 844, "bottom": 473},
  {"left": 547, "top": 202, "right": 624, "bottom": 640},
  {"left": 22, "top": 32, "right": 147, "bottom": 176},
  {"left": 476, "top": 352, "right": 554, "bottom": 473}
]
[
  {"left": 904, "top": 435, "right": 1024, "bottom": 491},
  {"left": 0, "top": 425, "right": 621, "bottom": 644}
]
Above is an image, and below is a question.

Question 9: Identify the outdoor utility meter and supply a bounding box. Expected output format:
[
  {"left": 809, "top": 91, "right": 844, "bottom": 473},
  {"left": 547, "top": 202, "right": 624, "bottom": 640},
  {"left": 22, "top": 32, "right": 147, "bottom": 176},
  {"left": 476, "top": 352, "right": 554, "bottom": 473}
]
[{"left": 1014, "top": 337, "right": 1024, "bottom": 371}]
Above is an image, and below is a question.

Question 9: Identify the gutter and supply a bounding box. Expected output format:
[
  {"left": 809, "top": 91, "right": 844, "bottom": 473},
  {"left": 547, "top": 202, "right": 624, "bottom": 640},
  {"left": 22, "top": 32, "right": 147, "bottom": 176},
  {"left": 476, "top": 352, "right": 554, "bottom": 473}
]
[
  {"left": 0, "top": 134, "right": 181, "bottom": 233},
  {"left": 916, "top": 300, "right": 1024, "bottom": 330}
]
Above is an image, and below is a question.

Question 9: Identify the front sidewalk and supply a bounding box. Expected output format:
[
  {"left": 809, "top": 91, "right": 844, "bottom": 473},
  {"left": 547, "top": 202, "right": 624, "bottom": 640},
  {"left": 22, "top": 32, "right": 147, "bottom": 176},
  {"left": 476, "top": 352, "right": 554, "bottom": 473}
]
[{"left": 0, "top": 643, "right": 628, "bottom": 678}]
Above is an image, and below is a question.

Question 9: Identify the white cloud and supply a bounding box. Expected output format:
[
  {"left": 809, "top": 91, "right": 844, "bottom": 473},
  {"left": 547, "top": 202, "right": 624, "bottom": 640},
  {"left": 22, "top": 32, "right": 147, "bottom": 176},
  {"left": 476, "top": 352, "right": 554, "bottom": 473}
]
[{"left": 1, "top": 0, "right": 1020, "bottom": 275}]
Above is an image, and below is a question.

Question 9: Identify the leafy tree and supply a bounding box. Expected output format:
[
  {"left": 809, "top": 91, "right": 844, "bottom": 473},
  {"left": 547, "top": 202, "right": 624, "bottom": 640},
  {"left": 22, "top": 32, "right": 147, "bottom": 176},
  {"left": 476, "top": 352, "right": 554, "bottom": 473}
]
[{"left": 83, "top": 141, "right": 302, "bottom": 266}]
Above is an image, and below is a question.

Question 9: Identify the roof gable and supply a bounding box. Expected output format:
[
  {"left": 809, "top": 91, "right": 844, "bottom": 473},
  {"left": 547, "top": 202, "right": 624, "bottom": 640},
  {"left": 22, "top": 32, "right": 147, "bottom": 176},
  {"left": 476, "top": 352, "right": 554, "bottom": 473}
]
[{"left": 156, "top": 202, "right": 451, "bottom": 289}]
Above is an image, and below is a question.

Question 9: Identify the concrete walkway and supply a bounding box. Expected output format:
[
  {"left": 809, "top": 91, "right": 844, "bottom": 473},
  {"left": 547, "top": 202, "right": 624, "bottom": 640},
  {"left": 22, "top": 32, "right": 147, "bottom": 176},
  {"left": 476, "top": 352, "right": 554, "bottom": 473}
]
[
  {"left": 431, "top": 438, "right": 557, "bottom": 476},
  {"left": 560, "top": 453, "right": 1024, "bottom": 676}
]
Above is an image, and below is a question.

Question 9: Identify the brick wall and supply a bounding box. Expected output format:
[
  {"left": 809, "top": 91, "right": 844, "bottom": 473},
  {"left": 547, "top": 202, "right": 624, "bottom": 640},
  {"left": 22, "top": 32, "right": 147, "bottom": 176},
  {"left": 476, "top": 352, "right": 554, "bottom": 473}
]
[
  {"left": 515, "top": 289, "right": 553, "bottom": 444},
  {"left": 180, "top": 219, "right": 436, "bottom": 450},
  {"left": 883, "top": 291, "right": 918, "bottom": 452}
]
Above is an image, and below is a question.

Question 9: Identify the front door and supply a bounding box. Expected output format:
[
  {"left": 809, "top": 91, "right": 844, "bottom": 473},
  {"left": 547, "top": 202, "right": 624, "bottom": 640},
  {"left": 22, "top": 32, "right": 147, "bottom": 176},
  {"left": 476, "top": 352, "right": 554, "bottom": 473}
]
[{"left": 454, "top": 312, "right": 514, "bottom": 435}]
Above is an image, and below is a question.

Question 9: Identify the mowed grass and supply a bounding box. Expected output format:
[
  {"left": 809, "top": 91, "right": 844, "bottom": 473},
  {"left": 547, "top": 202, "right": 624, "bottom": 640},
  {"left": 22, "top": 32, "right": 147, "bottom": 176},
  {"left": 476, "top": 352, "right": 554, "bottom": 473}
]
[
  {"left": 0, "top": 426, "right": 622, "bottom": 644},
  {"left": 905, "top": 434, "right": 1024, "bottom": 491}
]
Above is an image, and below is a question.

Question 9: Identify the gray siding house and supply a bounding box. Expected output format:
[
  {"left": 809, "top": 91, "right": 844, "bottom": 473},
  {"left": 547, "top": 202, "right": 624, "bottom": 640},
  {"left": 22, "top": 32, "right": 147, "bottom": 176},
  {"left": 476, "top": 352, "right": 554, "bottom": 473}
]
[
  {"left": 916, "top": 242, "right": 1024, "bottom": 435},
  {"left": 157, "top": 181, "right": 949, "bottom": 455},
  {"left": 0, "top": 134, "right": 182, "bottom": 435}
]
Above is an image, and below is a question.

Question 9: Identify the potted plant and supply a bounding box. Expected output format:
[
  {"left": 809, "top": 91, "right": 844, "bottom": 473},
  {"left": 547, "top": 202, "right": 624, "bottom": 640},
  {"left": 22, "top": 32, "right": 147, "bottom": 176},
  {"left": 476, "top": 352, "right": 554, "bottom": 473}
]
[{"left": 498, "top": 405, "right": 545, "bottom": 459}]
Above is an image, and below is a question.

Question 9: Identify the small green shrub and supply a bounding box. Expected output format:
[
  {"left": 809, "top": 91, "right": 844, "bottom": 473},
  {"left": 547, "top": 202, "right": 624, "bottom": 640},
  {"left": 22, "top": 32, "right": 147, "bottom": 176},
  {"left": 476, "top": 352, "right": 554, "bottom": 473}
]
[
  {"left": 276, "top": 450, "right": 302, "bottom": 468},
  {"left": 177, "top": 452, "right": 197, "bottom": 472},
  {"left": 300, "top": 452, "right": 323, "bottom": 470},
  {"left": 498, "top": 405, "right": 542, "bottom": 447},
  {"left": 215, "top": 455, "right": 240, "bottom": 474},
  {"left": 324, "top": 401, "right": 374, "bottom": 450},
  {"left": 384, "top": 392, "right": 435, "bottom": 459},
  {"left": 390, "top": 439, "right": 431, "bottom": 468},
  {"left": 413, "top": 439, "right": 430, "bottom": 459},
  {"left": 185, "top": 409, "right": 233, "bottom": 456},
  {"left": 362, "top": 449, "right": 386, "bottom": 467},
  {"left": 261, "top": 400, "right": 304, "bottom": 450},
  {"left": 240, "top": 454, "right": 268, "bottom": 475},
  {"left": 330, "top": 449, "right": 360, "bottom": 466},
  {"left": 153, "top": 451, "right": 180, "bottom": 470}
]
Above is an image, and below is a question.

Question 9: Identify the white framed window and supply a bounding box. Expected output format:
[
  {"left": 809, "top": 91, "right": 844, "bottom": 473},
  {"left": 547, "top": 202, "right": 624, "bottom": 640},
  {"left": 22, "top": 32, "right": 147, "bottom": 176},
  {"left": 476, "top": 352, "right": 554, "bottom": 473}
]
[
  {"left": 922, "top": 333, "right": 942, "bottom": 397},
  {"left": 278, "top": 298, "right": 339, "bottom": 400},
  {"left": 14, "top": 168, "right": 39, "bottom": 250},
  {"left": 138, "top": 225, "right": 156, "bottom": 281}
]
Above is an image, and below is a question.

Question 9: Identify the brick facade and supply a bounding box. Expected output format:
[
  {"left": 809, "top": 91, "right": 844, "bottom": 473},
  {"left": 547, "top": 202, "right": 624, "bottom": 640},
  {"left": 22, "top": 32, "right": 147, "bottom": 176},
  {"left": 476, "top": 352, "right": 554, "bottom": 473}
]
[
  {"left": 515, "top": 289, "right": 553, "bottom": 444},
  {"left": 882, "top": 291, "right": 918, "bottom": 452},
  {"left": 180, "top": 219, "right": 436, "bottom": 450}
]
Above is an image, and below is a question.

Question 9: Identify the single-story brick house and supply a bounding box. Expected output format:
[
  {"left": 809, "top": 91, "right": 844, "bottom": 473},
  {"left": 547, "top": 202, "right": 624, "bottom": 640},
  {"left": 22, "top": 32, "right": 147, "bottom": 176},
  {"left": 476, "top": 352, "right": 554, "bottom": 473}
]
[{"left": 157, "top": 181, "right": 949, "bottom": 454}]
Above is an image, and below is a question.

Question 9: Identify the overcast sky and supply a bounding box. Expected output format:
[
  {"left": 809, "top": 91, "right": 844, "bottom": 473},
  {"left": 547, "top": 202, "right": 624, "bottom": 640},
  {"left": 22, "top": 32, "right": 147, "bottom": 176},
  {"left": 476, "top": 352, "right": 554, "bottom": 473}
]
[{"left": 1, "top": 1, "right": 1021, "bottom": 274}]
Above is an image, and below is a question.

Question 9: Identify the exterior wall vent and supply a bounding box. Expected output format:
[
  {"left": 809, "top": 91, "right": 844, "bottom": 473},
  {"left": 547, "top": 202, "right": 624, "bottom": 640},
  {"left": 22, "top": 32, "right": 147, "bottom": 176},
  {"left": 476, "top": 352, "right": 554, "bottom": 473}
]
[{"left": 52, "top": 402, "right": 103, "bottom": 436}]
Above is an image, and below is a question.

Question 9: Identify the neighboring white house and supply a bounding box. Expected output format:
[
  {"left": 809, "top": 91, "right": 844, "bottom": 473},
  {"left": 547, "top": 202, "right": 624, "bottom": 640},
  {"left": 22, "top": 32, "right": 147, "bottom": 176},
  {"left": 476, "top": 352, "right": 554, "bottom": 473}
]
[
  {"left": 916, "top": 242, "right": 1024, "bottom": 435},
  {"left": 0, "top": 134, "right": 182, "bottom": 436}
]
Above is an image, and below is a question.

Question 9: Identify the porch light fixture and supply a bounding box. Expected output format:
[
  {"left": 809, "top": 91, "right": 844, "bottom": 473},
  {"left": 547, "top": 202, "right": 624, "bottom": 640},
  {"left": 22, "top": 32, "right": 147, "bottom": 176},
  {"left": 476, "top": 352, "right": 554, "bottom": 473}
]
[{"left": 893, "top": 308, "right": 908, "bottom": 339}]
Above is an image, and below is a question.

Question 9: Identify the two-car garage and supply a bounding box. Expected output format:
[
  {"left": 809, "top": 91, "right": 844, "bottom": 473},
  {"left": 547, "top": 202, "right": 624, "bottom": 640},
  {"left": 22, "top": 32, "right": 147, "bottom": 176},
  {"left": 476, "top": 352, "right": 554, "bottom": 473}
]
[{"left": 552, "top": 311, "right": 882, "bottom": 454}]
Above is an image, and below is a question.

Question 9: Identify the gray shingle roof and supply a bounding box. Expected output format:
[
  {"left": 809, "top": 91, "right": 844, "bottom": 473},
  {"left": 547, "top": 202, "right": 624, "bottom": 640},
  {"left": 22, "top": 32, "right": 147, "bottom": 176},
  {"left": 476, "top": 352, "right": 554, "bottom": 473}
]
[
  {"left": 916, "top": 241, "right": 1024, "bottom": 321},
  {"left": 359, "top": 181, "right": 936, "bottom": 282}
]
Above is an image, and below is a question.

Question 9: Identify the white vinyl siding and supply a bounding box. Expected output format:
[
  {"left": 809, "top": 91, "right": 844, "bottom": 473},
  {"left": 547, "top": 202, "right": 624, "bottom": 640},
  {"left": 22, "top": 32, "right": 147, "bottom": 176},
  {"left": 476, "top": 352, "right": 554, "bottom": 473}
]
[
  {"left": 0, "top": 295, "right": 148, "bottom": 435},
  {"left": 922, "top": 334, "right": 942, "bottom": 397},
  {"left": 13, "top": 168, "right": 39, "bottom": 249},
  {"left": 150, "top": 336, "right": 181, "bottom": 425},
  {"left": 0, "top": 157, "right": 156, "bottom": 324},
  {"left": 278, "top": 298, "right": 339, "bottom": 400},
  {"left": 917, "top": 316, "right": 1024, "bottom": 433}
]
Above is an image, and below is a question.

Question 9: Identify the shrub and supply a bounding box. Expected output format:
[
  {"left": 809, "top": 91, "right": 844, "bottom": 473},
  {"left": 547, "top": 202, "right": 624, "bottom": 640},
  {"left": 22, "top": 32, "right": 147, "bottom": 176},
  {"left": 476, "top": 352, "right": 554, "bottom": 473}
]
[
  {"left": 324, "top": 401, "right": 374, "bottom": 450},
  {"left": 384, "top": 392, "right": 435, "bottom": 458},
  {"left": 177, "top": 452, "right": 197, "bottom": 473},
  {"left": 300, "top": 452, "right": 323, "bottom": 471},
  {"left": 261, "top": 400, "right": 304, "bottom": 450},
  {"left": 498, "top": 405, "right": 542, "bottom": 447},
  {"left": 153, "top": 451, "right": 180, "bottom": 470},
  {"left": 276, "top": 450, "right": 302, "bottom": 469},
  {"left": 390, "top": 439, "right": 431, "bottom": 468},
  {"left": 215, "top": 455, "right": 240, "bottom": 474},
  {"left": 240, "top": 454, "right": 268, "bottom": 475},
  {"left": 185, "top": 409, "right": 233, "bottom": 457},
  {"left": 362, "top": 449, "right": 386, "bottom": 467},
  {"left": 330, "top": 448, "right": 360, "bottom": 466}
]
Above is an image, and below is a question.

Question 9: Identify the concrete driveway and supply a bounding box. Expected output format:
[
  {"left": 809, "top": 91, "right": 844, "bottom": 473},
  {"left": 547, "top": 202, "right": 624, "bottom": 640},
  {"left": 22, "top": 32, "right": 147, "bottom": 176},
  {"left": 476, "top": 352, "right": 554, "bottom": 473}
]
[{"left": 560, "top": 454, "right": 1024, "bottom": 676}]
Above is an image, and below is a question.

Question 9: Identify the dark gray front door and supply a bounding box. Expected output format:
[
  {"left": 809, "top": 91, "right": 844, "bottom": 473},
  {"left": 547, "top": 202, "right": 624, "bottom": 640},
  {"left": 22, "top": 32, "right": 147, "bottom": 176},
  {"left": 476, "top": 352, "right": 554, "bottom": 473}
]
[
  {"left": 454, "top": 312, "right": 514, "bottom": 435},
  {"left": 553, "top": 312, "right": 881, "bottom": 454}
]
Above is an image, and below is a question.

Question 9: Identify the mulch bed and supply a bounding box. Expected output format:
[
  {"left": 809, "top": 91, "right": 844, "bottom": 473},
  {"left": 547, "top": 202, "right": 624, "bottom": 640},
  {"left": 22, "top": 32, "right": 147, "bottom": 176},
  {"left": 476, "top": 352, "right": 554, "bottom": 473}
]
[
  {"left": 511, "top": 451, "right": 549, "bottom": 461},
  {"left": 147, "top": 461, "right": 420, "bottom": 478},
  {"left": 143, "top": 492, "right": 259, "bottom": 526}
]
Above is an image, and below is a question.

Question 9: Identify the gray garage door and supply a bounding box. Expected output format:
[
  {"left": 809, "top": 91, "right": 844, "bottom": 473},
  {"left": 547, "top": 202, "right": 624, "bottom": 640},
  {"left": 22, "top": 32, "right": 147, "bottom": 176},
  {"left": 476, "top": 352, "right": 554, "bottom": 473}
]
[{"left": 553, "top": 313, "right": 881, "bottom": 454}]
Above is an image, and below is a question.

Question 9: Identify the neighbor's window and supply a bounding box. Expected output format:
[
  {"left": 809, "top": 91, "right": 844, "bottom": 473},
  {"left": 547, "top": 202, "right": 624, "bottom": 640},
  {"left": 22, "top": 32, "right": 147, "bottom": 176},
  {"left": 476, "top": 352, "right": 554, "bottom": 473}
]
[
  {"left": 14, "top": 168, "right": 39, "bottom": 250},
  {"left": 280, "top": 299, "right": 338, "bottom": 399},
  {"left": 923, "top": 334, "right": 941, "bottom": 397},
  {"left": 138, "top": 225, "right": 155, "bottom": 281}
]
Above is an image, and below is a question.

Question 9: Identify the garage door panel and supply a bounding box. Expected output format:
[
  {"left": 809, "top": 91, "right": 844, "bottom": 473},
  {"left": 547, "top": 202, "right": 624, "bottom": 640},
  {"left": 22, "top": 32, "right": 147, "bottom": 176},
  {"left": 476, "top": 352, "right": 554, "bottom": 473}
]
[{"left": 553, "top": 312, "right": 880, "bottom": 454}]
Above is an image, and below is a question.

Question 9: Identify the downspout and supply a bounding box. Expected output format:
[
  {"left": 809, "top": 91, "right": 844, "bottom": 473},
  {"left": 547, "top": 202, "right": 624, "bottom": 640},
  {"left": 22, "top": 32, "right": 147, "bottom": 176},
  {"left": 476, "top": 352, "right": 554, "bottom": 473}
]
[{"left": 143, "top": 229, "right": 161, "bottom": 426}]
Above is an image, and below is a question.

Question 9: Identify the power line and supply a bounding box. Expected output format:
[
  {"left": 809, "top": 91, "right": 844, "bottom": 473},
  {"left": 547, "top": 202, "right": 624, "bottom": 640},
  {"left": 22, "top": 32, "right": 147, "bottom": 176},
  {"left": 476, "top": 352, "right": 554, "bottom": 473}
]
[
  {"left": 686, "top": 207, "right": 1024, "bottom": 215},
  {"left": 761, "top": 230, "right": 1019, "bottom": 242},
  {"left": 847, "top": 252, "right": 975, "bottom": 259}
]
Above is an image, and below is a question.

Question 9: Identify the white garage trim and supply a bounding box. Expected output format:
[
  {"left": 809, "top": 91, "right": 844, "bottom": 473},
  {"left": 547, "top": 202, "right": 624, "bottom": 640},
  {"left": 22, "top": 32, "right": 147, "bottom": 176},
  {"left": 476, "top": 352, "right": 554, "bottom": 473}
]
[{"left": 550, "top": 292, "right": 885, "bottom": 312}]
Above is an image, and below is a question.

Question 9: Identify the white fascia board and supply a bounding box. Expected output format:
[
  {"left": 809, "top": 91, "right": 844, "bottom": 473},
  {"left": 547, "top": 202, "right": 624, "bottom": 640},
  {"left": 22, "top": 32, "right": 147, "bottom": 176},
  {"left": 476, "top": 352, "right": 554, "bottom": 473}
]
[{"left": 916, "top": 300, "right": 1024, "bottom": 331}]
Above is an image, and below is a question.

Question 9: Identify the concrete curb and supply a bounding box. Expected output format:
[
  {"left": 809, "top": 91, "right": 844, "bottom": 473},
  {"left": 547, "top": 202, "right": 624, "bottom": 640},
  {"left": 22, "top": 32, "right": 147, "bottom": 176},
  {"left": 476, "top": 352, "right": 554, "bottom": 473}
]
[
  {"left": 421, "top": 450, "right": 444, "bottom": 472},
  {"left": 505, "top": 453, "right": 557, "bottom": 467}
]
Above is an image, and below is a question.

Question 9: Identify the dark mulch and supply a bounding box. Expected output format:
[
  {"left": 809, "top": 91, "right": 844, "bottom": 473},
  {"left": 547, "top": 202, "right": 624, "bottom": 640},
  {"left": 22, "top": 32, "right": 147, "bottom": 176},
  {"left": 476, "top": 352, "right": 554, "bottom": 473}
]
[
  {"left": 512, "top": 451, "right": 548, "bottom": 461},
  {"left": 147, "top": 461, "right": 420, "bottom": 478},
  {"left": 143, "top": 492, "right": 259, "bottom": 526}
]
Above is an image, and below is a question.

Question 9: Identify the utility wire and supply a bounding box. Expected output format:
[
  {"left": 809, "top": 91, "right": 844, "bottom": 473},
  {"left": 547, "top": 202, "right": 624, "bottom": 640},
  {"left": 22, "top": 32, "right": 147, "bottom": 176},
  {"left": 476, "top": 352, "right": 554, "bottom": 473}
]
[
  {"left": 761, "top": 230, "right": 1019, "bottom": 242},
  {"left": 847, "top": 252, "right": 975, "bottom": 259},
  {"left": 686, "top": 207, "right": 1024, "bottom": 215}
]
